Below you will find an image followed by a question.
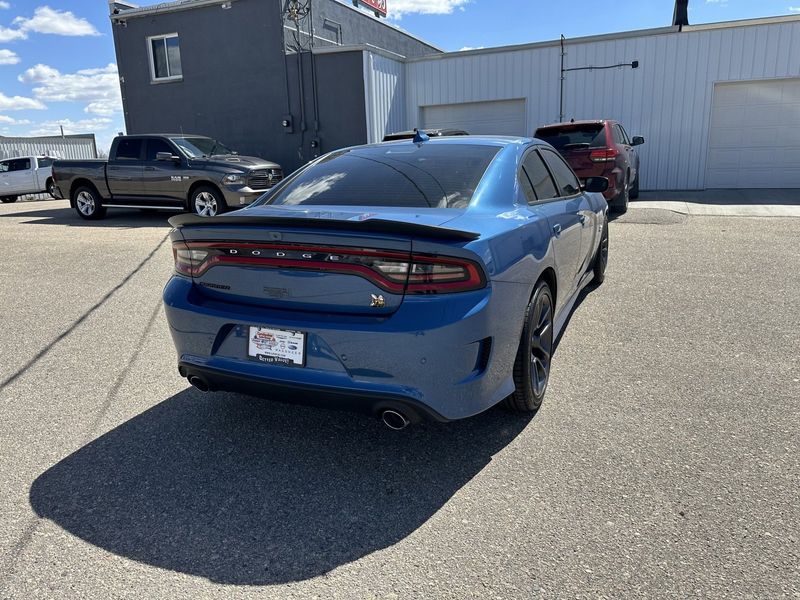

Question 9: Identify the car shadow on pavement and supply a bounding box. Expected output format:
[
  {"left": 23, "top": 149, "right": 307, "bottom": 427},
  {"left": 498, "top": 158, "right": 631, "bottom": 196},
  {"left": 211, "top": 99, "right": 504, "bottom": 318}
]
[
  {"left": 30, "top": 389, "right": 530, "bottom": 585},
  {"left": 0, "top": 206, "right": 174, "bottom": 228}
]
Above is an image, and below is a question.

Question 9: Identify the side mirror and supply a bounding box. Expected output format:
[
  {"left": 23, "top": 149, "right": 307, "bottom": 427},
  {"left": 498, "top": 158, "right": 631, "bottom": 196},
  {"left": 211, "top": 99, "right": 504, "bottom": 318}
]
[
  {"left": 583, "top": 177, "right": 609, "bottom": 193},
  {"left": 631, "top": 136, "right": 645, "bottom": 146},
  {"left": 156, "top": 151, "right": 181, "bottom": 162}
]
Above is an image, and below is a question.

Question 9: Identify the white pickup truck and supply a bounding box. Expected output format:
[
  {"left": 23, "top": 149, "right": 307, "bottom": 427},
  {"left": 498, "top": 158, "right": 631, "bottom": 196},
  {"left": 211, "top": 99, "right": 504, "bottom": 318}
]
[{"left": 0, "top": 156, "right": 57, "bottom": 203}]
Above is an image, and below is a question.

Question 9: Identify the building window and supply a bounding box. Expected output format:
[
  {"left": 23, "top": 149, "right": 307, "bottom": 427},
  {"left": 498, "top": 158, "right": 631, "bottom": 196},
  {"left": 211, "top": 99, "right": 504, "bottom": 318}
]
[
  {"left": 148, "top": 33, "right": 182, "bottom": 82},
  {"left": 322, "top": 19, "right": 342, "bottom": 45}
]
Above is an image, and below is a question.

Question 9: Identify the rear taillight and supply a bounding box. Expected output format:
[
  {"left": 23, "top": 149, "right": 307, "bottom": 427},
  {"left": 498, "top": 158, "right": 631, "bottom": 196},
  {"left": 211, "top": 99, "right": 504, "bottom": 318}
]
[
  {"left": 589, "top": 148, "right": 619, "bottom": 163},
  {"left": 171, "top": 241, "right": 486, "bottom": 294}
]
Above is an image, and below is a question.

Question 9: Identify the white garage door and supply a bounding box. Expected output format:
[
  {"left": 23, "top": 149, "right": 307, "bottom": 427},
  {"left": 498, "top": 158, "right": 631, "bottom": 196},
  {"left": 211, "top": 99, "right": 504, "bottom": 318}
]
[
  {"left": 707, "top": 79, "right": 800, "bottom": 188},
  {"left": 421, "top": 99, "right": 526, "bottom": 136}
]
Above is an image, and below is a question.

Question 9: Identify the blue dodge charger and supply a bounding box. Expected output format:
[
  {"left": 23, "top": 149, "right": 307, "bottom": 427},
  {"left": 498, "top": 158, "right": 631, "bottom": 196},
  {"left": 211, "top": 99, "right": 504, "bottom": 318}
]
[{"left": 164, "top": 135, "right": 610, "bottom": 428}]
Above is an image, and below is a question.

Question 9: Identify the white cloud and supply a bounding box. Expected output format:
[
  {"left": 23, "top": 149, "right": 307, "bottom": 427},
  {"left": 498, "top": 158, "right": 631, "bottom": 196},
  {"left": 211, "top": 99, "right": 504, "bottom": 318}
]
[
  {"left": 0, "top": 2, "right": 10, "bottom": 9},
  {"left": 386, "top": 0, "right": 471, "bottom": 18},
  {"left": 789, "top": 6, "right": 800, "bottom": 13},
  {"left": 0, "top": 115, "right": 31, "bottom": 125},
  {"left": 0, "top": 91, "right": 45, "bottom": 111},
  {"left": 0, "top": 48, "right": 18, "bottom": 63},
  {"left": 18, "top": 63, "right": 122, "bottom": 116},
  {"left": 458, "top": 46, "right": 484, "bottom": 51},
  {"left": 27, "top": 117, "right": 113, "bottom": 137},
  {"left": 0, "top": 25, "right": 25, "bottom": 42},
  {"left": 13, "top": 6, "right": 99, "bottom": 37}
]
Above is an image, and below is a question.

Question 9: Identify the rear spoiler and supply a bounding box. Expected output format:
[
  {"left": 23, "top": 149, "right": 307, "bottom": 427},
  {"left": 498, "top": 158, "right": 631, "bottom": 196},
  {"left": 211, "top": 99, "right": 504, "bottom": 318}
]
[{"left": 168, "top": 214, "right": 480, "bottom": 242}]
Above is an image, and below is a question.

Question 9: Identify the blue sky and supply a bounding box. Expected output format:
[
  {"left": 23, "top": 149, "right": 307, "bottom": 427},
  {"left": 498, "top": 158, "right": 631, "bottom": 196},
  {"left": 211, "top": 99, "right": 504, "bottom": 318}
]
[{"left": 0, "top": 0, "right": 797, "bottom": 152}]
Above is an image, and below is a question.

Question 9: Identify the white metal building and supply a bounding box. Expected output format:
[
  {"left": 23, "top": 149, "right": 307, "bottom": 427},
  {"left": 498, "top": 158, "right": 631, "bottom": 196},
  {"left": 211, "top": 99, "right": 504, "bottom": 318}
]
[
  {"left": 360, "top": 14, "right": 800, "bottom": 191},
  {"left": 0, "top": 134, "right": 98, "bottom": 161}
]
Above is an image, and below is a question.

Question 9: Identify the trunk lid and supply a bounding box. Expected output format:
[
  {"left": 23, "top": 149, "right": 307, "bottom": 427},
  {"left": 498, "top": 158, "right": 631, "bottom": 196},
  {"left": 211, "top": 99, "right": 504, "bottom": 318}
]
[{"left": 170, "top": 207, "right": 478, "bottom": 316}]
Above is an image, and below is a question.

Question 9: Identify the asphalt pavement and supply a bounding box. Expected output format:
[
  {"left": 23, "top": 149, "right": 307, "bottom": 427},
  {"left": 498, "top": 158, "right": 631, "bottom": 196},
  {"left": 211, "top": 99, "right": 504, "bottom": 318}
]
[{"left": 0, "top": 199, "right": 798, "bottom": 599}]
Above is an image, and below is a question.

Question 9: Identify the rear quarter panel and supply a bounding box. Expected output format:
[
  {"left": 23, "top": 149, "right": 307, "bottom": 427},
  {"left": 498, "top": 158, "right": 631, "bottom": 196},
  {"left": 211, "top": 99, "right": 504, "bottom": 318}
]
[{"left": 53, "top": 160, "right": 111, "bottom": 200}]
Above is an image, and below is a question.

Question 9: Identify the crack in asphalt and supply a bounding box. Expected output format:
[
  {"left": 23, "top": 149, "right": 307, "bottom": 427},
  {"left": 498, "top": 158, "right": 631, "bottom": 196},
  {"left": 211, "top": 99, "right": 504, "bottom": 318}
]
[
  {"left": 0, "top": 233, "right": 169, "bottom": 394},
  {"left": 0, "top": 235, "right": 169, "bottom": 589}
]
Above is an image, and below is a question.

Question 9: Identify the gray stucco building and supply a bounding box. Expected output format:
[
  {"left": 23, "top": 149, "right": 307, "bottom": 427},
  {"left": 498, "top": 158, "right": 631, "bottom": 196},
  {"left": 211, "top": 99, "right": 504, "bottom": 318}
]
[{"left": 109, "top": 0, "right": 439, "bottom": 173}]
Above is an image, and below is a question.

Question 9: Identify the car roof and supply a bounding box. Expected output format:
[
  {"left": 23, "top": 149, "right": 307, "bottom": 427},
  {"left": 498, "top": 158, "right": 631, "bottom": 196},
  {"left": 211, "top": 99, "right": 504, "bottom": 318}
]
[
  {"left": 536, "top": 120, "right": 612, "bottom": 129},
  {"left": 368, "top": 135, "right": 537, "bottom": 149}
]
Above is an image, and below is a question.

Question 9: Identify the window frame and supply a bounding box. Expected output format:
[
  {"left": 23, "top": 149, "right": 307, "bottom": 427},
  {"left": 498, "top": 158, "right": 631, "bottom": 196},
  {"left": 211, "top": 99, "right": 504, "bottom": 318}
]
[
  {"left": 538, "top": 147, "right": 582, "bottom": 200},
  {"left": 618, "top": 124, "right": 632, "bottom": 146},
  {"left": 518, "top": 148, "right": 559, "bottom": 205},
  {"left": 114, "top": 138, "right": 144, "bottom": 161},
  {"left": 9, "top": 158, "right": 31, "bottom": 172},
  {"left": 144, "top": 137, "right": 178, "bottom": 162},
  {"left": 147, "top": 33, "right": 182, "bottom": 83}
]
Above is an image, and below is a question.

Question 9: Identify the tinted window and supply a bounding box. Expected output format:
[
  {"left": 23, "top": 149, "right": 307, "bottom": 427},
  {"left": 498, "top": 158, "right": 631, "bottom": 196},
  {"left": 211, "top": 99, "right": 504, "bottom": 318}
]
[
  {"left": 9, "top": 158, "right": 31, "bottom": 171},
  {"left": 536, "top": 125, "right": 606, "bottom": 151},
  {"left": 522, "top": 151, "right": 557, "bottom": 202},
  {"left": 146, "top": 138, "right": 175, "bottom": 161},
  {"left": 618, "top": 125, "right": 631, "bottom": 145},
  {"left": 115, "top": 139, "right": 142, "bottom": 160},
  {"left": 171, "top": 137, "right": 233, "bottom": 158},
  {"left": 37, "top": 157, "right": 54, "bottom": 168},
  {"left": 612, "top": 125, "right": 625, "bottom": 145},
  {"left": 263, "top": 144, "right": 500, "bottom": 209},
  {"left": 540, "top": 149, "right": 581, "bottom": 196}
]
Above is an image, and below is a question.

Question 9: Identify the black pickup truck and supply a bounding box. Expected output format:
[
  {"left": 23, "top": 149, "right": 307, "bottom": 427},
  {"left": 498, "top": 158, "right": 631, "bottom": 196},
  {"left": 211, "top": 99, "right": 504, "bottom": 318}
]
[{"left": 52, "top": 134, "right": 282, "bottom": 220}]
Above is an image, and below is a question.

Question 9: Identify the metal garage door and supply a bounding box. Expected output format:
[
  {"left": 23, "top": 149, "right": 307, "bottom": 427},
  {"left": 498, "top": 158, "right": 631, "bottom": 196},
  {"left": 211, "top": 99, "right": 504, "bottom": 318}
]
[
  {"left": 707, "top": 79, "right": 800, "bottom": 188},
  {"left": 421, "top": 99, "right": 526, "bottom": 136}
]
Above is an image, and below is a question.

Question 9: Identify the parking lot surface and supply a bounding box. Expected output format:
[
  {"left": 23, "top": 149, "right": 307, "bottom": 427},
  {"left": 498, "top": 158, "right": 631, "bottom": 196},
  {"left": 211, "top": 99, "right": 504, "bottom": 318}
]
[{"left": 0, "top": 200, "right": 798, "bottom": 599}]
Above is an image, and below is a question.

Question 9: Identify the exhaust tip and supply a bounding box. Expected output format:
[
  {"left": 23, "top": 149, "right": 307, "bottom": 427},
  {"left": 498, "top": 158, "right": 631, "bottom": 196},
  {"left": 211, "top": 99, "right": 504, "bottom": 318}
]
[
  {"left": 188, "top": 375, "right": 210, "bottom": 393},
  {"left": 381, "top": 409, "right": 410, "bottom": 431}
]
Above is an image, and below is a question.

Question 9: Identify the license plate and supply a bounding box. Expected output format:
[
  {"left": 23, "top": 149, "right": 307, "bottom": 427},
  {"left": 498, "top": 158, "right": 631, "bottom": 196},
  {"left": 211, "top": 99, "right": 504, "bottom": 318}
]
[{"left": 247, "top": 326, "right": 305, "bottom": 367}]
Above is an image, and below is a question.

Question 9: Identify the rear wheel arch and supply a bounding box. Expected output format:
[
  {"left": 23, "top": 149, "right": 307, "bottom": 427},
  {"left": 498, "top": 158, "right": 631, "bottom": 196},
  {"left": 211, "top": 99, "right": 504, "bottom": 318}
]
[
  {"left": 537, "top": 267, "right": 557, "bottom": 310},
  {"left": 187, "top": 181, "right": 224, "bottom": 210},
  {"left": 69, "top": 179, "right": 100, "bottom": 206}
]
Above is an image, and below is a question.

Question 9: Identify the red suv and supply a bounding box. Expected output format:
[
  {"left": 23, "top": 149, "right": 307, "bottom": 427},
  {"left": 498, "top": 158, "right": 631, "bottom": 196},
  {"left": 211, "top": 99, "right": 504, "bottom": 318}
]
[{"left": 534, "top": 120, "right": 644, "bottom": 213}]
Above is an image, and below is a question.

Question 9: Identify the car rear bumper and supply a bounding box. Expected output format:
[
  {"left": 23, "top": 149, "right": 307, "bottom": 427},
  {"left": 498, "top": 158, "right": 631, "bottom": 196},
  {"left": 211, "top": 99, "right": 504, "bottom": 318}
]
[
  {"left": 178, "top": 361, "right": 450, "bottom": 422},
  {"left": 163, "top": 275, "right": 528, "bottom": 421}
]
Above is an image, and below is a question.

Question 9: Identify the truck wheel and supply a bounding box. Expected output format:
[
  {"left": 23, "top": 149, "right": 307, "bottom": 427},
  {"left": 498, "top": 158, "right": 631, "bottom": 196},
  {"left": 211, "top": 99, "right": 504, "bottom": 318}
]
[
  {"left": 1, "top": 196, "right": 18, "bottom": 204},
  {"left": 46, "top": 179, "right": 57, "bottom": 198},
  {"left": 73, "top": 186, "right": 107, "bottom": 220},
  {"left": 191, "top": 186, "right": 225, "bottom": 217}
]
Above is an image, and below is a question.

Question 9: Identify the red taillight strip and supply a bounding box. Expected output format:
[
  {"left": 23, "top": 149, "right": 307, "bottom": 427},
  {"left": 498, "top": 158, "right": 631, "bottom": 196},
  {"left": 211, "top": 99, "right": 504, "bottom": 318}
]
[{"left": 172, "top": 241, "right": 487, "bottom": 295}]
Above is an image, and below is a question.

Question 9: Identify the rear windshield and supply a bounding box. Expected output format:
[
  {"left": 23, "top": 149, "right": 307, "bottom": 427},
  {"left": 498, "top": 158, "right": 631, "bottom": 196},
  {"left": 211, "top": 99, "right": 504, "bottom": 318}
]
[
  {"left": 262, "top": 144, "right": 500, "bottom": 209},
  {"left": 535, "top": 125, "right": 606, "bottom": 151}
]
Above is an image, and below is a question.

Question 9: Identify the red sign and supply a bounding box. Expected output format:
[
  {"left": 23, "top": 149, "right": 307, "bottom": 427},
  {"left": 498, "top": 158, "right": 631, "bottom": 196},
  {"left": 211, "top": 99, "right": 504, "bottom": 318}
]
[{"left": 354, "top": 0, "right": 387, "bottom": 18}]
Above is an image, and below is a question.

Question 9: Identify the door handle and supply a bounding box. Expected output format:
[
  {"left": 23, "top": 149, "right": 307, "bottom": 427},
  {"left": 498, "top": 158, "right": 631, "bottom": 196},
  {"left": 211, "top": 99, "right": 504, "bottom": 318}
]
[{"left": 552, "top": 223, "right": 562, "bottom": 236}]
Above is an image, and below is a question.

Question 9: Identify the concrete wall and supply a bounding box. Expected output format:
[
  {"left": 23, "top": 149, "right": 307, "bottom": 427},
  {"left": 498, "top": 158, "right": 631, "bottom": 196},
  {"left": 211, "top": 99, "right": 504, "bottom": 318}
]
[{"left": 403, "top": 17, "right": 800, "bottom": 190}]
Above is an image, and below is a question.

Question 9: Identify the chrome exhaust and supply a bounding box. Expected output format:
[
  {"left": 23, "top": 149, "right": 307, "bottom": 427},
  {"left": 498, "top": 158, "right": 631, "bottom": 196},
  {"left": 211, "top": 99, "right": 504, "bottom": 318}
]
[
  {"left": 188, "top": 375, "right": 210, "bottom": 392},
  {"left": 381, "top": 409, "right": 410, "bottom": 431}
]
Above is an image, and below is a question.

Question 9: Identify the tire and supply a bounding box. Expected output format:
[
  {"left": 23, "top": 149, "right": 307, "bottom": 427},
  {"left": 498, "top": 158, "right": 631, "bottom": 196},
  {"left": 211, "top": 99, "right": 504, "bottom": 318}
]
[
  {"left": 610, "top": 175, "right": 629, "bottom": 214},
  {"left": 191, "top": 185, "right": 226, "bottom": 217},
  {"left": 503, "top": 280, "right": 555, "bottom": 414},
  {"left": 629, "top": 172, "right": 640, "bottom": 199},
  {"left": 593, "top": 214, "right": 609, "bottom": 285},
  {"left": 72, "top": 185, "right": 106, "bottom": 220},
  {"left": 46, "top": 179, "right": 57, "bottom": 198},
  {"left": 1, "top": 196, "right": 18, "bottom": 204}
]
